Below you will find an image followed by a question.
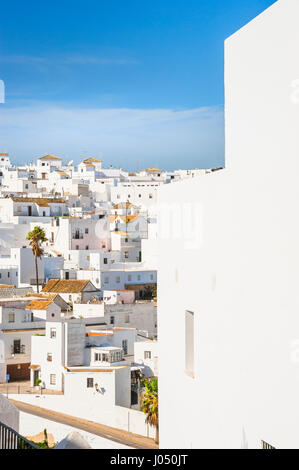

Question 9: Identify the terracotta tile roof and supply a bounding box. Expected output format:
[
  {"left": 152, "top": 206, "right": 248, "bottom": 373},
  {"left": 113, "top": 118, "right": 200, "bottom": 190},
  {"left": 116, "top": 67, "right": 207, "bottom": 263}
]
[
  {"left": 0, "top": 153, "right": 9, "bottom": 156},
  {"left": 25, "top": 293, "right": 57, "bottom": 299},
  {"left": 120, "top": 215, "right": 139, "bottom": 223},
  {"left": 65, "top": 367, "right": 120, "bottom": 373},
  {"left": 10, "top": 197, "right": 66, "bottom": 206},
  {"left": 108, "top": 215, "right": 118, "bottom": 223},
  {"left": 83, "top": 158, "right": 102, "bottom": 163},
  {"left": 112, "top": 328, "right": 131, "bottom": 331},
  {"left": 113, "top": 231, "right": 129, "bottom": 236},
  {"left": 145, "top": 168, "right": 162, "bottom": 173},
  {"left": 55, "top": 170, "right": 69, "bottom": 177},
  {"left": 0, "top": 285, "right": 14, "bottom": 289},
  {"left": 42, "top": 279, "right": 91, "bottom": 293},
  {"left": 26, "top": 300, "right": 54, "bottom": 310},
  {"left": 81, "top": 162, "right": 95, "bottom": 167},
  {"left": 38, "top": 155, "right": 62, "bottom": 161},
  {"left": 86, "top": 332, "right": 113, "bottom": 337},
  {"left": 113, "top": 202, "right": 134, "bottom": 209}
]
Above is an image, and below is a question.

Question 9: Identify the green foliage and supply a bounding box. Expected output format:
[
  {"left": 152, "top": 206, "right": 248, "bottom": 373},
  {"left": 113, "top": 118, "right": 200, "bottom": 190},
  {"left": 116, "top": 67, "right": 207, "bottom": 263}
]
[
  {"left": 27, "top": 226, "right": 48, "bottom": 258},
  {"left": 140, "top": 377, "right": 159, "bottom": 443}
]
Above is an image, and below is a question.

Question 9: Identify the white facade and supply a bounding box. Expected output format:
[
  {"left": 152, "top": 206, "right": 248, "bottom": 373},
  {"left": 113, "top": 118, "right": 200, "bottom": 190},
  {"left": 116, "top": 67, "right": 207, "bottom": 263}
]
[{"left": 159, "top": 0, "right": 299, "bottom": 450}]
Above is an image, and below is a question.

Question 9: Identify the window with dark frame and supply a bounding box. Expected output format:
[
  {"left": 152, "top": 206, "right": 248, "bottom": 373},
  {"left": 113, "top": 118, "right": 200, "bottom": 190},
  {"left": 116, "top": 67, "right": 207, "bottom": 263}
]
[{"left": 87, "top": 378, "right": 94, "bottom": 388}]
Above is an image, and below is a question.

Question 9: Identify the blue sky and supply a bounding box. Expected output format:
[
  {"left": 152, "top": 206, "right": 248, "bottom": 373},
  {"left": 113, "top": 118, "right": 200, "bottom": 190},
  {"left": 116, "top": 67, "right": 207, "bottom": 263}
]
[{"left": 0, "top": 0, "right": 275, "bottom": 170}]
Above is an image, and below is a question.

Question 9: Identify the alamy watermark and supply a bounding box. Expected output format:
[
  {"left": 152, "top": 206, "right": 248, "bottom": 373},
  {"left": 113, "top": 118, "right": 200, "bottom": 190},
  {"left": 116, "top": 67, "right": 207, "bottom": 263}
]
[{"left": 0, "top": 80, "right": 4, "bottom": 103}]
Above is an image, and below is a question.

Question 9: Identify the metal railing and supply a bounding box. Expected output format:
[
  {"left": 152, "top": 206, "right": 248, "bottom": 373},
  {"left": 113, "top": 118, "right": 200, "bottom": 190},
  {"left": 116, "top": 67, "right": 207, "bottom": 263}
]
[
  {"left": 0, "top": 383, "right": 64, "bottom": 396},
  {"left": 0, "top": 421, "right": 39, "bottom": 449},
  {"left": 11, "top": 344, "right": 25, "bottom": 354}
]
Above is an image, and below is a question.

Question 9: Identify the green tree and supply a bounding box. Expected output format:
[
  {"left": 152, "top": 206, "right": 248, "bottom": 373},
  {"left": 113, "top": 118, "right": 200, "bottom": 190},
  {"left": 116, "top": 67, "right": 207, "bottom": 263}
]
[
  {"left": 140, "top": 377, "right": 159, "bottom": 444},
  {"left": 27, "top": 226, "right": 47, "bottom": 293}
]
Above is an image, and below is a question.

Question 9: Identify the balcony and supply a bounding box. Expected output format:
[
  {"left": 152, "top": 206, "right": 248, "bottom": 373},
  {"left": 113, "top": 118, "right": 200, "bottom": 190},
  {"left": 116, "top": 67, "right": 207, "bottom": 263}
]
[
  {"left": 30, "top": 279, "right": 45, "bottom": 286},
  {"left": 72, "top": 234, "right": 84, "bottom": 239},
  {"left": 11, "top": 344, "right": 25, "bottom": 355}
]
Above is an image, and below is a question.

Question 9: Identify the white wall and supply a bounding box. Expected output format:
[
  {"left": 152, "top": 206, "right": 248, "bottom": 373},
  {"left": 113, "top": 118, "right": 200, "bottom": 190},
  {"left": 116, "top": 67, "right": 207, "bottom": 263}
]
[{"left": 159, "top": 0, "right": 299, "bottom": 450}]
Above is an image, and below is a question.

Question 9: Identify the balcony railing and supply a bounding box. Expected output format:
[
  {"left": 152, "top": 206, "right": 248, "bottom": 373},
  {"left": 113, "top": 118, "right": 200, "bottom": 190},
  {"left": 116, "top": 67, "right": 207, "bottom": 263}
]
[
  {"left": 11, "top": 345, "right": 25, "bottom": 355},
  {"left": 30, "top": 279, "right": 45, "bottom": 286},
  {"left": 0, "top": 421, "right": 39, "bottom": 449}
]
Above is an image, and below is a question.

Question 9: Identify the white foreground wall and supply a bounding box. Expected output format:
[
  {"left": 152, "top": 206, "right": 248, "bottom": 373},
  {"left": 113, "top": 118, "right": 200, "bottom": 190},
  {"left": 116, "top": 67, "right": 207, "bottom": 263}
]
[{"left": 158, "top": 0, "right": 299, "bottom": 449}]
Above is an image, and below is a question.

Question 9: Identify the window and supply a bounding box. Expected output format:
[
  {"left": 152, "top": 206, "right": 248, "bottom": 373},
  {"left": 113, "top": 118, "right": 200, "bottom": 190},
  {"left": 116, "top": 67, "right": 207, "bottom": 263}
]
[
  {"left": 125, "top": 251, "right": 129, "bottom": 259},
  {"left": 104, "top": 277, "right": 109, "bottom": 284},
  {"left": 76, "top": 245, "right": 79, "bottom": 250},
  {"left": 144, "top": 351, "right": 151, "bottom": 360},
  {"left": 85, "top": 246, "right": 89, "bottom": 251},
  {"left": 47, "top": 353, "right": 53, "bottom": 362},
  {"left": 122, "top": 339, "right": 128, "bottom": 355},
  {"left": 104, "top": 258, "right": 108, "bottom": 265},
  {"left": 137, "top": 275, "right": 141, "bottom": 281},
  {"left": 12, "top": 340, "right": 21, "bottom": 354},
  {"left": 87, "top": 378, "right": 94, "bottom": 388},
  {"left": 8, "top": 313, "right": 15, "bottom": 323},
  {"left": 50, "top": 328, "right": 56, "bottom": 338},
  {"left": 185, "top": 311, "right": 195, "bottom": 377},
  {"left": 150, "top": 274, "right": 154, "bottom": 281},
  {"left": 125, "top": 315, "right": 130, "bottom": 324},
  {"left": 110, "top": 316, "right": 115, "bottom": 325},
  {"left": 50, "top": 374, "right": 56, "bottom": 385},
  {"left": 85, "top": 228, "right": 89, "bottom": 234},
  {"left": 128, "top": 275, "right": 132, "bottom": 281},
  {"left": 7, "top": 272, "right": 10, "bottom": 278},
  {"left": 116, "top": 276, "right": 120, "bottom": 283}
]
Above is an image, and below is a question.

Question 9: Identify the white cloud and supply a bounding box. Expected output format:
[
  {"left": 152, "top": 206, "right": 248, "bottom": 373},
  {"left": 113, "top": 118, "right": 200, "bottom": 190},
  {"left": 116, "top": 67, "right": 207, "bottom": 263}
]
[
  {"left": 0, "top": 55, "right": 138, "bottom": 66},
  {"left": 0, "top": 104, "right": 224, "bottom": 170}
]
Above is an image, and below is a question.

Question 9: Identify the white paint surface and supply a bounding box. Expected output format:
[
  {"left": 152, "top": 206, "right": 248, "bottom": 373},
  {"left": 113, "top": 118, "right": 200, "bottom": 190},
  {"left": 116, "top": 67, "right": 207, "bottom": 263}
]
[{"left": 19, "top": 411, "right": 132, "bottom": 449}]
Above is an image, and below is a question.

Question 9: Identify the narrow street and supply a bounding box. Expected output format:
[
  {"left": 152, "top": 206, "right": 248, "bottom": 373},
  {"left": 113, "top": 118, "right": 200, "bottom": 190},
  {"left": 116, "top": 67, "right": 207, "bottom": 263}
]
[{"left": 10, "top": 399, "right": 158, "bottom": 450}]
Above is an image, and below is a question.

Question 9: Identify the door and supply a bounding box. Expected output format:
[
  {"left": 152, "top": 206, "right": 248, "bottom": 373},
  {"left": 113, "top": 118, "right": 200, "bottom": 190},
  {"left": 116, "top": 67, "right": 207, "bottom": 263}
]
[
  {"left": 7, "top": 363, "right": 30, "bottom": 381},
  {"left": 28, "top": 206, "right": 32, "bottom": 216},
  {"left": 33, "top": 370, "right": 39, "bottom": 386}
]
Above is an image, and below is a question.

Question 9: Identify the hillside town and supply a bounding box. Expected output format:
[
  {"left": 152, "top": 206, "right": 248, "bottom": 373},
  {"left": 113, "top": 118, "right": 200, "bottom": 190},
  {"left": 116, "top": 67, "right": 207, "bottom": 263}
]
[
  {"left": 0, "top": 152, "right": 214, "bottom": 447},
  {"left": 3, "top": 0, "right": 299, "bottom": 453}
]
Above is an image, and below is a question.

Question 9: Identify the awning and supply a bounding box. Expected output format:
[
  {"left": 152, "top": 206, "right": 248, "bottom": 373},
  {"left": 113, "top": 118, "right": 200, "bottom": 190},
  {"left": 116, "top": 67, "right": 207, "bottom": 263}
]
[{"left": 29, "top": 364, "right": 40, "bottom": 370}]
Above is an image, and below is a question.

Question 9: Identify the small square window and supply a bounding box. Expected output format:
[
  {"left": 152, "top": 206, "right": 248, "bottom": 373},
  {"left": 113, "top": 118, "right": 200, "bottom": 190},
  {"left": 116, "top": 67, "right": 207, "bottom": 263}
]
[
  {"left": 87, "top": 378, "right": 94, "bottom": 388},
  {"left": 8, "top": 313, "right": 15, "bottom": 323},
  {"left": 50, "top": 328, "right": 56, "bottom": 338},
  {"left": 50, "top": 374, "right": 56, "bottom": 385},
  {"left": 47, "top": 353, "right": 53, "bottom": 362},
  {"left": 144, "top": 351, "right": 151, "bottom": 360}
]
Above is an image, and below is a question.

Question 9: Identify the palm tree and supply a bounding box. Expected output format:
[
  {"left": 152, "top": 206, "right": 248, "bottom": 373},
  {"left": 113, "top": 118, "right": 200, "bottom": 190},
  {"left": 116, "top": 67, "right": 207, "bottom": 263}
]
[
  {"left": 27, "top": 226, "right": 47, "bottom": 293},
  {"left": 140, "top": 377, "right": 159, "bottom": 444}
]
